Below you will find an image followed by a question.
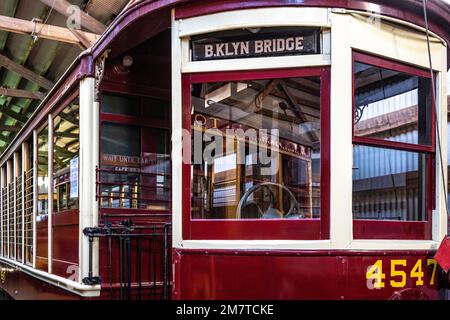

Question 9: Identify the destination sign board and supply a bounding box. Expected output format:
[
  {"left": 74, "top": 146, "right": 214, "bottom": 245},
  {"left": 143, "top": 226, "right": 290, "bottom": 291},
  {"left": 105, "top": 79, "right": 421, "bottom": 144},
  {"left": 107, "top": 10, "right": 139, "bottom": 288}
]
[{"left": 192, "top": 28, "right": 320, "bottom": 61}]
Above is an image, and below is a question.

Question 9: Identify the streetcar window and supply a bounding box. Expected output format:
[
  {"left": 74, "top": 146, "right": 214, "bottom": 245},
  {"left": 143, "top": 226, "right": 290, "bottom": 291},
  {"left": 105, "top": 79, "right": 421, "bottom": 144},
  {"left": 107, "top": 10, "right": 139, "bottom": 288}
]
[
  {"left": 36, "top": 125, "right": 49, "bottom": 270},
  {"left": 353, "top": 62, "right": 432, "bottom": 146},
  {"left": 191, "top": 76, "right": 321, "bottom": 220},
  {"left": 37, "top": 126, "right": 49, "bottom": 218},
  {"left": 352, "top": 54, "right": 434, "bottom": 230},
  {"left": 353, "top": 146, "right": 428, "bottom": 221},
  {"left": 99, "top": 93, "right": 171, "bottom": 211},
  {"left": 101, "top": 94, "right": 140, "bottom": 116},
  {"left": 53, "top": 100, "right": 80, "bottom": 213},
  {"left": 24, "top": 137, "right": 33, "bottom": 265}
]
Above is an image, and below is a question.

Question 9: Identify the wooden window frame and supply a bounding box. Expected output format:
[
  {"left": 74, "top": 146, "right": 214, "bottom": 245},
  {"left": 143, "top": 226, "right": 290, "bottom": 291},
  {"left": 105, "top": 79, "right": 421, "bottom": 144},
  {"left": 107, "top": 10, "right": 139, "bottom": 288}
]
[
  {"left": 182, "top": 67, "right": 331, "bottom": 240},
  {"left": 352, "top": 51, "right": 435, "bottom": 240}
]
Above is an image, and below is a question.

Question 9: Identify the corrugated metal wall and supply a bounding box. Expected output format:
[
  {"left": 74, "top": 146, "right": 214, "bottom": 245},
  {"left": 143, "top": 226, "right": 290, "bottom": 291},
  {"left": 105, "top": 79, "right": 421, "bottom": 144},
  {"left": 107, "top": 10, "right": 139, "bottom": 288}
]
[{"left": 353, "top": 89, "right": 425, "bottom": 221}]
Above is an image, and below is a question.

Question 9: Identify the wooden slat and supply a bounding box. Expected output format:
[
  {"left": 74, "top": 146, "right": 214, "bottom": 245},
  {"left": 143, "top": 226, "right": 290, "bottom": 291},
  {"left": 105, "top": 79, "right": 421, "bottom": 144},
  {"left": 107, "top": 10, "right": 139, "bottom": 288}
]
[
  {"left": 0, "top": 52, "right": 54, "bottom": 90},
  {"left": 0, "top": 133, "right": 12, "bottom": 144},
  {"left": 39, "top": 0, "right": 107, "bottom": 34},
  {"left": 0, "top": 106, "right": 30, "bottom": 124},
  {"left": 0, "top": 87, "right": 45, "bottom": 100},
  {"left": 0, "top": 14, "right": 100, "bottom": 49}
]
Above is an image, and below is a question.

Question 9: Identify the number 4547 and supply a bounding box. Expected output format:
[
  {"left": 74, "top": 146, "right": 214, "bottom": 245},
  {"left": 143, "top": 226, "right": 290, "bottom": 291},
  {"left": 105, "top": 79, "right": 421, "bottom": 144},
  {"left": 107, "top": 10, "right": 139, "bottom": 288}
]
[{"left": 366, "top": 259, "right": 438, "bottom": 289}]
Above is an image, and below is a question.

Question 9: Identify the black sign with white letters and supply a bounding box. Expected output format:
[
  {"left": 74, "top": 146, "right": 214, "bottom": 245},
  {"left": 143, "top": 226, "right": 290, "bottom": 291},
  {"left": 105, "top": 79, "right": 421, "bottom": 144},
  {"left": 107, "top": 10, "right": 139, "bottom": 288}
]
[{"left": 191, "top": 28, "right": 320, "bottom": 61}]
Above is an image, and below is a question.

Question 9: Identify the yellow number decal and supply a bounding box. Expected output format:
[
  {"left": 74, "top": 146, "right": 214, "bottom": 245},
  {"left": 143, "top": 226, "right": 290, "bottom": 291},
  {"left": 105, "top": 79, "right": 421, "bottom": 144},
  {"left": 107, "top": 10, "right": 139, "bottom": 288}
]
[
  {"left": 366, "top": 260, "right": 386, "bottom": 289},
  {"left": 427, "top": 259, "right": 437, "bottom": 285},
  {"left": 390, "top": 260, "right": 407, "bottom": 288},
  {"left": 410, "top": 259, "right": 424, "bottom": 286}
]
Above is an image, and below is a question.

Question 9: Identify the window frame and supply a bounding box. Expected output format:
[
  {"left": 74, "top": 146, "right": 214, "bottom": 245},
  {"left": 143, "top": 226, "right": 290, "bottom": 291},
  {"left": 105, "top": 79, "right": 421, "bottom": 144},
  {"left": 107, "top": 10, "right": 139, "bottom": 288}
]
[
  {"left": 182, "top": 66, "right": 331, "bottom": 240},
  {"left": 351, "top": 51, "right": 436, "bottom": 240},
  {"left": 51, "top": 96, "right": 81, "bottom": 225}
]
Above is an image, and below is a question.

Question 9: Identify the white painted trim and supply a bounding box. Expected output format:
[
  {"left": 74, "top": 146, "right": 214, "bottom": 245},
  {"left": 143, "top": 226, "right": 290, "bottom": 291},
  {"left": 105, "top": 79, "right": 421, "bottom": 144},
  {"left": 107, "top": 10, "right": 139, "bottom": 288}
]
[
  {"left": 331, "top": 8, "right": 447, "bottom": 47},
  {"left": 79, "top": 77, "right": 98, "bottom": 283},
  {"left": 176, "top": 239, "right": 441, "bottom": 251},
  {"left": 47, "top": 114, "right": 53, "bottom": 274},
  {"left": 0, "top": 256, "right": 100, "bottom": 297},
  {"left": 329, "top": 13, "right": 354, "bottom": 249},
  {"left": 434, "top": 47, "right": 448, "bottom": 241},
  {"left": 177, "top": 7, "right": 330, "bottom": 37},
  {"left": 179, "top": 240, "right": 332, "bottom": 250},
  {"left": 32, "top": 130, "right": 37, "bottom": 269},
  {"left": 349, "top": 240, "right": 441, "bottom": 251},
  {"left": 171, "top": 10, "right": 183, "bottom": 248},
  {"left": 336, "top": 11, "right": 444, "bottom": 72},
  {"left": 182, "top": 54, "right": 331, "bottom": 74}
]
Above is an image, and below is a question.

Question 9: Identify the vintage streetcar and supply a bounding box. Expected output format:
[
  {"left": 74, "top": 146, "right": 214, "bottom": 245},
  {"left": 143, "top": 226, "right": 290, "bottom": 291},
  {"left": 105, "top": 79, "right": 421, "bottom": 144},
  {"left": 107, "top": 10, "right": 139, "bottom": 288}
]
[{"left": 0, "top": 0, "right": 449, "bottom": 300}]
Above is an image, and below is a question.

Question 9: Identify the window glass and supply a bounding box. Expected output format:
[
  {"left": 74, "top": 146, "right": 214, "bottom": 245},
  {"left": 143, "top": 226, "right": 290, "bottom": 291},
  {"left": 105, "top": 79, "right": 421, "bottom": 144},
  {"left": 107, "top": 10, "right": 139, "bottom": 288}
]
[
  {"left": 24, "top": 138, "right": 33, "bottom": 265},
  {"left": 53, "top": 100, "right": 80, "bottom": 213},
  {"left": 352, "top": 145, "right": 428, "bottom": 221},
  {"left": 36, "top": 126, "right": 49, "bottom": 270},
  {"left": 191, "top": 76, "right": 321, "bottom": 219},
  {"left": 37, "top": 126, "right": 49, "bottom": 219},
  {"left": 142, "top": 97, "right": 171, "bottom": 120},
  {"left": 16, "top": 152, "right": 23, "bottom": 262},
  {"left": 99, "top": 99, "right": 171, "bottom": 211},
  {"left": 101, "top": 93, "right": 140, "bottom": 116},
  {"left": 354, "top": 62, "right": 432, "bottom": 146}
]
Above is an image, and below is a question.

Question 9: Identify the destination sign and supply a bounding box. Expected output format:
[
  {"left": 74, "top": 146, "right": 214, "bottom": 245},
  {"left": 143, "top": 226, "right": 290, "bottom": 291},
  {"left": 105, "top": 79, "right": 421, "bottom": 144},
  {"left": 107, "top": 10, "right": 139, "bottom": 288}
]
[{"left": 192, "top": 29, "right": 320, "bottom": 61}]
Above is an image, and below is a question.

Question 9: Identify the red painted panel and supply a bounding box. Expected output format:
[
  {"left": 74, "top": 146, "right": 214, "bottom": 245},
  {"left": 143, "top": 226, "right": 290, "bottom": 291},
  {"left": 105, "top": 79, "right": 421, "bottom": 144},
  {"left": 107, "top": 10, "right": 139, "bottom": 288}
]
[
  {"left": 353, "top": 220, "right": 428, "bottom": 240},
  {"left": 51, "top": 210, "right": 79, "bottom": 278},
  {"left": 189, "top": 219, "right": 321, "bottom": 240},
  {"left": 35, "top": 217, "right": 48, "bottom": 272},
  {"left": 353, "top": 51, "right": 432, "bottom": 78},
  {"left": 174, "top": 249, "right": 444, "bottom": 300},
  {"left": 435, "top": 236, "right": 450, "bottom": 272}
]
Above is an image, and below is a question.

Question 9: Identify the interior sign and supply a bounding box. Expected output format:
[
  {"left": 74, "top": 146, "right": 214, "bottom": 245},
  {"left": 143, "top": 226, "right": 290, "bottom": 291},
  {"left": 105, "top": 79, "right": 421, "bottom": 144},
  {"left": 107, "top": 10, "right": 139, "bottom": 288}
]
[{"left": 192, "top": 30, "right": 319, "bottom": 61}]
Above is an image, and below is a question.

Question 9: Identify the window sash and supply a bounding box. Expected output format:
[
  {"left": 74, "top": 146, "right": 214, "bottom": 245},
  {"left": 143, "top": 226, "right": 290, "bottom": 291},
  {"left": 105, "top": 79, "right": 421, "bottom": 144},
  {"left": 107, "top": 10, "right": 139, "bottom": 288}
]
[{"left": 182, "top": 67, "right": 331, "bottom": 240}]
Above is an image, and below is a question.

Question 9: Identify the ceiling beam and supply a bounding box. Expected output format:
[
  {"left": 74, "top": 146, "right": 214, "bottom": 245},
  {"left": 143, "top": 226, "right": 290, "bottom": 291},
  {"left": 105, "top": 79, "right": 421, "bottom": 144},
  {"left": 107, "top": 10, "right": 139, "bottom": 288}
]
[
  {"left": 0, "top": 106, "right": 30, "bottom": 124},
  {"left": 0, "top": 134, "right": 12, "bottom": 144},
  {"left": 0, "top": 52, "right": 54, "bottom": 90},
  {"left": 0, "top": 14, "right": 100, "bottom": 49},
  {"left": 0, "top": 87, "right": 45, "bottom": 100},
  {"left": 39, "top": 0, "right": 107, "bottom": 34}
]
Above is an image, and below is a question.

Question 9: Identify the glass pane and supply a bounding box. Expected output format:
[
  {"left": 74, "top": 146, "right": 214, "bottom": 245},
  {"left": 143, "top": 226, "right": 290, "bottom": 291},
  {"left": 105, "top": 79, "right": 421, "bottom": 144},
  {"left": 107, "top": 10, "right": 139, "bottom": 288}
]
[
  {"left": 142, "top": 97, "right": 171, "bottom": 120},
  {"left": 101, "top": 93, "right": 140, "bottom": 116},
  {"left": 53, "top": 100, "right": 80, "bottom": 213},
  {"left": 354, "top": 62, "right": 432, "bottom": 146},
  {"left": 36, "top": 125, "right": 49, "bottom": 270},
  {"left": 191, "top": 76, "right": 321, "bottom": 220},
  {"left": 352, "top": 145, "right": 428, "bottom": 221},
  {"left": 38, "top": 126, "right": 49, "bottom": 218},
  {"left": 100, "top": 122, "right": 171, "bottom": 211},
  {"left": 24, "top": 138, "right": 34, "bottom": 265}
]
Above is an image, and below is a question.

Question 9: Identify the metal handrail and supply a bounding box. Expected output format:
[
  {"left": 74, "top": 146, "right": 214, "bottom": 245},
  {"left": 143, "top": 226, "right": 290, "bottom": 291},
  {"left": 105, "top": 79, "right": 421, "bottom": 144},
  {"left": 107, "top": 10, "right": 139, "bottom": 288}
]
[{"left": 83, "top": 219, "right": 172, "bottom": 300}]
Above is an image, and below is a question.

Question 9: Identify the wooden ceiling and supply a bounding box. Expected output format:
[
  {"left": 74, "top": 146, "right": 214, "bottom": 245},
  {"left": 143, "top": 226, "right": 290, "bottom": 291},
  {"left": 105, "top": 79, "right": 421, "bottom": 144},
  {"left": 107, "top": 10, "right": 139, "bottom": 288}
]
[{"left": 0, "top": 0, "right": 135, "bottom": 152}]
